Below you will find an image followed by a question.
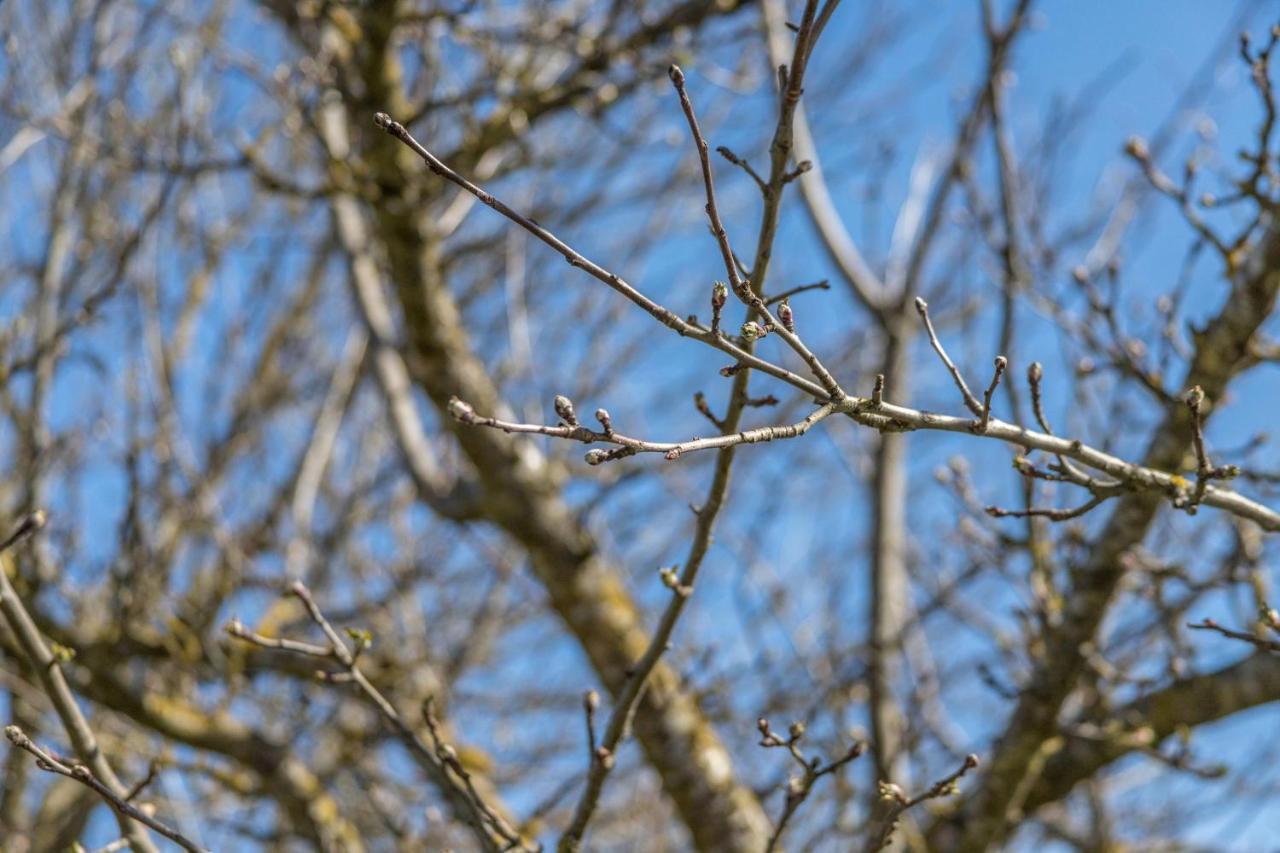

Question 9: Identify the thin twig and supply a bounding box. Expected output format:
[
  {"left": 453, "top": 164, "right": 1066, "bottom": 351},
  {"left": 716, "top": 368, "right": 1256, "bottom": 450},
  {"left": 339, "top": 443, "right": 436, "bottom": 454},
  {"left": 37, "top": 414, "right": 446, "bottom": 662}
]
[
  {"left": 1182, "top": 385, "right": 1239, "bottom": 513},
  {"left": 915, "top": 298, "right": 983, "bottom": 415},
  {"left": 451, "top": 396, "right": 838, "bottom": 463},
  {"left": 977, "top": 356, "right": 1007, "bottom": 433},
  {"left": 668, "top": 64, "right": 846, "bottom": 399},
  {"left": 1187, "top": 618, "right": 1280, "bottom": 653},
  {"left": 0, "top": 513, "right": 160, "bottom": 853},
  {"left": 559, "top": 14, "right": 834, "bottom": 837},
  {"left": 227, "top": 584, "right": 535, "bottom": 852},
  {"left": 668, "top": 64, "right": 748, "bottom": 296},
  {"left": 756, "top": 718, "right": 863, "bottom": 852},
  {"left": 765, "top": 279, "right": 830, "bottom": 306},
  {"left": 864, "top": 754, "right": 980, "bottom": 852},
  {"left": 5, "top": 726, "right": 205, "bottom": 852},
  {"left": 986, "top": 494, "right": 1110, "bottom": 522},
  {"left": 581, "top": 690, "right": 599, "bottom": 763},
  {"left": 1026, "top": 362, "right": 1094, "bottom": 483},
  {"left": 716, "top": 145, "right": 767, "bottom": 191},
  {"left": 371, "top": 111, "right": 832, "bottom": 403}
]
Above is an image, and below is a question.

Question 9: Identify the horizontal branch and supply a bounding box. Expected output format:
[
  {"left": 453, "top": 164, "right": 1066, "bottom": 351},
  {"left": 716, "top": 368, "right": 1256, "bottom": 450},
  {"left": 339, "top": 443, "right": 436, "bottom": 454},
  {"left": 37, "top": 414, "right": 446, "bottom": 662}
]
[
  {"left": 370, "top": 111, "right": 1280, "bottom": 533},
  {"left": 449, "top": 396, "right": 837, "bottom": 463},
  {"left": 1187, "top": 617, "right": 1280, "bottom": 653},
  {"left": 861, "top": 398, "right": 1280, "bottom": 530},
  {"left": 454, "top": 390, "right": 1280, "bottom": 530}
]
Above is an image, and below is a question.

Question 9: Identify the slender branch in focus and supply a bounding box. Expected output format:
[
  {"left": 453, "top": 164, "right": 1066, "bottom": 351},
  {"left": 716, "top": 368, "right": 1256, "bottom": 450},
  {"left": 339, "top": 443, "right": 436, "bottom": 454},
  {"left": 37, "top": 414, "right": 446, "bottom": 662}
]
[
  {"left": 449, "top": 395, "right": 838, "bottom": 464},
  {"left": 369, "top": 99, "right": 1280, "bottom": 533},
  {"left": 668, "top": 62, "right": 847, "bottom": 399},
  {"left": 977, "top": 356, "right": 1008, "bottom": 433},
  {"left": 915, "top": 298, "right": 983, "bottom": 415}
]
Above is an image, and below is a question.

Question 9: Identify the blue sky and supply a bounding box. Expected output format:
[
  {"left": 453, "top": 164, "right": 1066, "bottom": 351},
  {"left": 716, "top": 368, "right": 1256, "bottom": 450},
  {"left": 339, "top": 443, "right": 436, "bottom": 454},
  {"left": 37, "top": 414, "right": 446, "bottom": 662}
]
[{"left": 6, "top": 0, "right": 1280, "bottom": 848}]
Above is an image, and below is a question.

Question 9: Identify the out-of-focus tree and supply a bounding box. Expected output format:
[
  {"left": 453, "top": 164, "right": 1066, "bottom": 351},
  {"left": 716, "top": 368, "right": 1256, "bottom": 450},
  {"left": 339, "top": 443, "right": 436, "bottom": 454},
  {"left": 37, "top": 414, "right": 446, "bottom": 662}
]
[{"left": 1, "top": 1, "right": 1279, "bottom": 851}]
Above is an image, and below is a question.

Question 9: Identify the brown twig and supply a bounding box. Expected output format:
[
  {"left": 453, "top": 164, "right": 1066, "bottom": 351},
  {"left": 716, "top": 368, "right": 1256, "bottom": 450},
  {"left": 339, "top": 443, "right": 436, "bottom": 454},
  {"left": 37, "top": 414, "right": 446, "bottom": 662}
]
[
  {"left": 865, "top": 754, "right": 980, "bottom": 852},
  {"left": 977, "top": 356, "right": 1008, "bottom": 433},
  {"left": 1181, "top": 385, "right": 1239, "bottom": 513},
  {"left": 1187, "top": 618, "right": 1280, "bottom": 653},
  {"left": 368, "top": 86, "right": 1280, "bottom": 533},
  {"left": 1025, "top": 362, "right": 1094, "bottom": 483},
  {"left": 915, "top": 298, "right": 983, "bottom": 415},
  {"left": 765, "top": 279, "right": 830, "bottom": 306},
  {"left": 668, "top": 63, "right": 846, "bottom": 400},
  {"left": 371, "top": 111, "right": 834, "bottom": 403},
  {"left": 227, "top": 583, "right": 534, "bottom": 852},
  {"left": 986, "top": 494, "right": 1110, "bottom": 522},
  {"left": 0, "top": 513, "right": 160, "bottom": 853},
  {"left": 560, "top": 15, "right": 838, "bottom": 845},
  {"left": 756, "top": 718, "right": 863, "bottom": 853},
  {"left": 5, "top": 726, "right": 203, "bottom": 852},
  {"left": 716, "top": 144, "right": 767, "bottom": 191}
]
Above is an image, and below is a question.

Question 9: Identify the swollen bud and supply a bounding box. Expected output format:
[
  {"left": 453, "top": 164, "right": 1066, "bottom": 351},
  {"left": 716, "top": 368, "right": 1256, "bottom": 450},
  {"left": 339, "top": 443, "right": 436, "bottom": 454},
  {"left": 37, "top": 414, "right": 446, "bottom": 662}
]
[
  {"left": 447, "top": 397, "right": 475, "bottom": 422},
  {"left": 878, "top": 781, "right": 905, "bottom": 802},
  {"left": 659, "top": 566, "right": 680, "bottom": 589},
  {"left": 595, "top": 408, "right": 613, "bottom": 433},
  {"left": 554, "top": 395, "right": 579, "bottom": 426},
  {"left": 712, "top": 281, "right": 728, "bottom": 311},
  {"left": 740, "top": 321, "right": 766, "bottom": 341},
  {"left": 777, "top": 299, "right": 794, "bottom": 332}
]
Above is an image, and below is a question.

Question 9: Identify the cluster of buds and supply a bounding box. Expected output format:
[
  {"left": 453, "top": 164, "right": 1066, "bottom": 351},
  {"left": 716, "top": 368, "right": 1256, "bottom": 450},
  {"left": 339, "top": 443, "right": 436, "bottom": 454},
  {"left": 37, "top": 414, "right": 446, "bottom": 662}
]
[{"left": 757, "top": 716, "right": 805, "bottom": 746}]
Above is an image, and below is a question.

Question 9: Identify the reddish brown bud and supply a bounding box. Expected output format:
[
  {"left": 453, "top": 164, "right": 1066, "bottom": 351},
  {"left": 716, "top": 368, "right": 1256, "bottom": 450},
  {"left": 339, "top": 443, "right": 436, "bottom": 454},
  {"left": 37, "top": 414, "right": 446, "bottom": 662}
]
[{"left": 777, "top": 299, "right": 794, "bottom": 332}]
